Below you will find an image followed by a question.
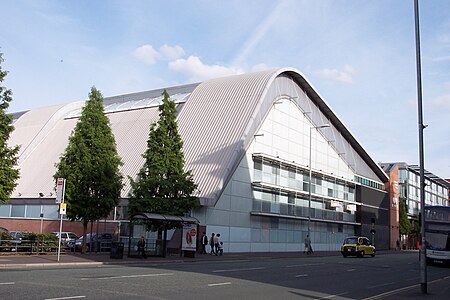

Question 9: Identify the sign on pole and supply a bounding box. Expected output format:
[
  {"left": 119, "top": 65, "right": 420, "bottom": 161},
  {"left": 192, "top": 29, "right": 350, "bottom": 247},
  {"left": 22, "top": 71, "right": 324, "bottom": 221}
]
[
  {"left": 55, "top": 178, "right": 65, "bottom": 203},
  {"left": 56, "top": 178, "right": 66, "bottom": 262},
  {"left": 59, "top": 203, "right": 67, "bottom": 215}
]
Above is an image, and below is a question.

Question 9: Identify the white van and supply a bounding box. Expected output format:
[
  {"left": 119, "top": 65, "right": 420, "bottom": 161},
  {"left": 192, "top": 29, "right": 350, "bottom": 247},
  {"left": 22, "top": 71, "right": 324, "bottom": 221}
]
[{"left": 51, "top": 232, "right": 79, "bottom": 245}]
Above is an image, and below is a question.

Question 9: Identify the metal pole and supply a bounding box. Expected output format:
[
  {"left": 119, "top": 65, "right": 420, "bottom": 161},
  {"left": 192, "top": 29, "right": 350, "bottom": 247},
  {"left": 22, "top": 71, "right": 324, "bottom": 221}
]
[
  {"left": 57, "top": 179, "right": 66, "bottom": 263},
  {"left": 414, "top": 0, "right": 427, "bottom": 294},
  {"left": 308, "top": 127, "right": 312, "bottom": 240},
  {"left": 39, "top": 211, "right": 43, "bottom": 234}
]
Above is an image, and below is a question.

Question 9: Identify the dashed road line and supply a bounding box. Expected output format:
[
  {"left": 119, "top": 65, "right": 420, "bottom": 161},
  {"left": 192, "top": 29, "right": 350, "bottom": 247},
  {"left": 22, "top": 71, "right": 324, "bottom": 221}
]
[
  {"left": 208, "top": 282, "right": 232, "bottom": 287},
  {"left": 212, "top": 267, "right": 266, "bottom": 273},
  {"left": 368, "top": 282, "right": 397, "bottom": 289},
  {"left": 286, "top": 263, "right": 325, "bottom": 268},
  {"left": 0, "top": 282, "right": 15, "bottom": 285},
  {"left": 80, "top": 273, "right": 173, "bottom": 280},
  {"left": 44, "top": 296, "right": 86, "bottom": 300}
]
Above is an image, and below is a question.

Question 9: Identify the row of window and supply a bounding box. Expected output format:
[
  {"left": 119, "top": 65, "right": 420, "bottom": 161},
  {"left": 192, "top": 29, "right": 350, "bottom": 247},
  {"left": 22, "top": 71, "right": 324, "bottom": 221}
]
[
  {"left": 0, "top": 204, "right": 129, "bottom": 220},
  {"left": 252, "top": 188, "right": 357, "bottom": 223},
  {"left": 354, "top": 175, "right": 384, "bottom": 190},
  {"left": 399, "top": 169, "right": 448, "bottom": 197},
  {"left": 401, "top": 184, "right": 448, "bottom": 207},
  {"left": 254, "top": 160, "right": 355, "bottom": 202}
]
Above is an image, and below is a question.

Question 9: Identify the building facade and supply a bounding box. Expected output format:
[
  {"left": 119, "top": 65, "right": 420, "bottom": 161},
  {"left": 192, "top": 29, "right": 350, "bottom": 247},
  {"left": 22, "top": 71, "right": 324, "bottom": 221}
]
[
  {"left": 2, "top": 68, "right": 390, "bottom": 251},
  {"left": 380, "top": 162, "right": 450, "bottom": 249}
]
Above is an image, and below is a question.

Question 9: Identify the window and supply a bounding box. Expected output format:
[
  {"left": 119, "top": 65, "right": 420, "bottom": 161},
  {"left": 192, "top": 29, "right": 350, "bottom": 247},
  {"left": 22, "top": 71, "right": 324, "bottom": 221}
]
[{"left": 11, "top": 205, "right": 25, "bottom": 218}]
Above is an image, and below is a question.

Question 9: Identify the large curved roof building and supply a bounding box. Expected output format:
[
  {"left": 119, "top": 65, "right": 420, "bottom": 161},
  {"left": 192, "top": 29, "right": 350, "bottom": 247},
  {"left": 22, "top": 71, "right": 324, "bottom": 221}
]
[{"left": 3, "top": 68, "right": 390, "bottom": 252}]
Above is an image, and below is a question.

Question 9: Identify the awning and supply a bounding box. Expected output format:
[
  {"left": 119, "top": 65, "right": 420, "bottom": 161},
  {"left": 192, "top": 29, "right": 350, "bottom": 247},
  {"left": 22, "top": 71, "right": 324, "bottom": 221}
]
[{"left": 131, "top": 212, "right": 199, "bottom": 224}]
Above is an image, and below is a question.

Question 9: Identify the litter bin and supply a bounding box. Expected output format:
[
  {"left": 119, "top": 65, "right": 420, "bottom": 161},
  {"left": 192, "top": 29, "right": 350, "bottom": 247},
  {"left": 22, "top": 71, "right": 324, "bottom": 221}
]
[{"left": 110, "top": 242, "right": 124, "bottom": 259}]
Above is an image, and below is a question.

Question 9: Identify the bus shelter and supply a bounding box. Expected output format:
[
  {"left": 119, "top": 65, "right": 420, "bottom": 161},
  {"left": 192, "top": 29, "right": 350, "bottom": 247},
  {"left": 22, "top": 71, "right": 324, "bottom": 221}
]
[{"left": 128, "top": 212, "right": 199, "bottom": 258}]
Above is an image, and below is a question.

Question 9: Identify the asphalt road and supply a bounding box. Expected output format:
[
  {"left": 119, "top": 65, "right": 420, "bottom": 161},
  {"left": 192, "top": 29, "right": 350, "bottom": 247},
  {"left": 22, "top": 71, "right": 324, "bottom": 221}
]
[{"left": 0, "top": 252, "right": 449, "bottom": 299}]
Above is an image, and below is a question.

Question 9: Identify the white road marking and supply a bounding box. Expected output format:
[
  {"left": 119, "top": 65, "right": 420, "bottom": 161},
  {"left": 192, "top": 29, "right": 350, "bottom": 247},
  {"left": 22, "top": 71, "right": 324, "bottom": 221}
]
[
  {"left": 0, "top": 259, "right": 11, "bottom": 262},
  {"left": 362, "top": 284, "right": 417, "bottom": 300},
  {"left": 44, "top": 296, "right": 86, "bottom": 300},
  {"left": 347, "top": 269, "right": 356, "bottom": 272},
  {"left": 286, "top": 263, "right": 325, "bottom": 268},
  {"left": 0, "top": 282, "right": 15, "bottom": 285},
  {"left": 212, "top": 267, "right": 266, "bottom": 273},
  {"left": 368, "top": 282, "right": 396, "bottom": 289},
  {"left": 80, "top": 273, "right": 173, "bottom": 280},
  {"left": 319, "top": 292, "right": 348, "bottom": 299},
  {"left": 208, "top": 282, "right": 232, "bottom": 287},
  {"left": 295, "top": 274, "right": 308, "bottom": 277}
]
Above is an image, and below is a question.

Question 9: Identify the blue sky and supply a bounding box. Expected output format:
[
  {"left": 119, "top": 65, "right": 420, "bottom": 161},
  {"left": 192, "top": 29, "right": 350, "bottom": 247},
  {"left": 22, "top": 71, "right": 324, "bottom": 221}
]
[{"left": 1, "top": 0, "right": 449, "bottom": 179}]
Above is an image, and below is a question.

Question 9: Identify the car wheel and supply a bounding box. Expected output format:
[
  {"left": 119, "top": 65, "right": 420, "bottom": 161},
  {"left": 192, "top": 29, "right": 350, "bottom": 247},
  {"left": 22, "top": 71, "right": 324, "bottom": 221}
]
[
  {"left": 359, "top": 250, "right": 364, "bottom": 258},
  {"left": 342, "top": 253, "right": 347, "bottom": 258},
  {"left": 371, "top": 253, "right": 375, "bottom": 257}
]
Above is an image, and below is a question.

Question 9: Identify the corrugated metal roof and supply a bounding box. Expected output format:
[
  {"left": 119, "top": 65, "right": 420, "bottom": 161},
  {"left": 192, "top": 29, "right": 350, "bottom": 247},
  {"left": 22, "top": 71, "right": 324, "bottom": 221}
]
[{"left": 9, "top": 68, "right": 388, "bottom": 207}]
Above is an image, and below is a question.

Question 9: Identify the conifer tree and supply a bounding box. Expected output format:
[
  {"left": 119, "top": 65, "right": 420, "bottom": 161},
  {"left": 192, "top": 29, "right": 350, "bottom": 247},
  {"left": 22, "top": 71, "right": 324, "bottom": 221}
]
[
  {"left": 0, "top": 52, "right": 20, "bottom": 204},
  {"left": 129, "top": 90, "right": 199, "bottom": 217},
  {"left": 54, "top": 87, "right": 123, "bottom": 252},
  {"left": 399, "top": 198, "right": 412, "bottom": 236}
]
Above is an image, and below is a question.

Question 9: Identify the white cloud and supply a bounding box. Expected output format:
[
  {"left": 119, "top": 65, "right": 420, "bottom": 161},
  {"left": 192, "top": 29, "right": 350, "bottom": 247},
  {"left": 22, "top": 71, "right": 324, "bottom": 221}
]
[
  {"left": 133, "top": 45, "right": 160, "bottom": 64},
  {"left": 159, "top": 44, "right": 185, "bottom": 60},
  {"left": 314, "top": 65, "right": 356, "bottom": 83},
  {"left": 232, "top": 1, "right": 288, "bottom": 66},
  {"left": 251, "top": 63, "right": 272, "bottom": 72},
  {"left": 429, "top": 55, "right": 450, "bottom": 62},
  {"left": 169, "top": 56, "right": 244, "bottom": 82},
  {"left": 430, "top": 93, "right": 450, "bottom": 112}
]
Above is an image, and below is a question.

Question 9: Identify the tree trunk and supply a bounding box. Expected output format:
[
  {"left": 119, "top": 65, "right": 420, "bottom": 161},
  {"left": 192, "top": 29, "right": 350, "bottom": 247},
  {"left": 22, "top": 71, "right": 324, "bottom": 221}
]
[{"left": 82, "top": 220, "right": 88, "bottom": 254}]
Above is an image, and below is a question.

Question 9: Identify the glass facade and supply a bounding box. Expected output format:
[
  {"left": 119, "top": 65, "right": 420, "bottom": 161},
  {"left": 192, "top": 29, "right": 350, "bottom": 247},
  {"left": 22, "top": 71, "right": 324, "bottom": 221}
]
[
  {"left": 252, "top": 157, "right": 357, "bottom": 224},
  {"left": 397, "top": 167, "right": 449, "bottom": 217},
  {"left": 0, "top": 204, "right": 59, "bottom": 219}
]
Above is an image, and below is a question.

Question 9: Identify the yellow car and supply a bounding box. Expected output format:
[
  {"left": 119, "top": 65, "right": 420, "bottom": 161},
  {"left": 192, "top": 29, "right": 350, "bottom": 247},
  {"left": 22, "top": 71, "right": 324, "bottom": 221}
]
[{"left": 341, "top": 236, "right": 376, "bottom": 258}]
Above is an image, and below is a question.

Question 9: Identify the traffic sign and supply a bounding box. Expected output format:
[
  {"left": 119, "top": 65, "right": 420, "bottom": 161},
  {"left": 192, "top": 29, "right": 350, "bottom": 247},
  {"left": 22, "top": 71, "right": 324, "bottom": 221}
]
[
  {"left": 56, "top": 178, "right": 65, "bottom": 203},
  {"left": 59, "top": 203, "right": 67, "bottom": 215}
]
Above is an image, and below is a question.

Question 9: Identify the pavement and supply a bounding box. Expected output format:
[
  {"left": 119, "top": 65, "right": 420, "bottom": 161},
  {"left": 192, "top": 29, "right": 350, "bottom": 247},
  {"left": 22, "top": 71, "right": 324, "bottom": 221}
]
[
  {"left": 1, "top": 250, "right": 448, "bottom": 299},
  {"left": 0, "top": 250, "right": 341, "bottom": 268}
]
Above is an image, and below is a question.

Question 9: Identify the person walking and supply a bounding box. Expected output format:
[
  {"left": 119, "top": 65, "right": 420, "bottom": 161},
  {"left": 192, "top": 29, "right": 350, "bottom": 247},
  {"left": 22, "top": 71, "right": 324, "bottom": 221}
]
[
  {"left": 200, "top": 232, "right": 208, "bottom": 254},
  {"left": 304, "top": 235, "right": 313, "bottom": 255},
  {"left": 137, "top": 236, "right": 146, "bottom": 259},
  {"left": 209, "top": 233, "right": 215, "bottom": 255},
  {"left": 214, "top": 233, "right": 220, "bottom": 256}
]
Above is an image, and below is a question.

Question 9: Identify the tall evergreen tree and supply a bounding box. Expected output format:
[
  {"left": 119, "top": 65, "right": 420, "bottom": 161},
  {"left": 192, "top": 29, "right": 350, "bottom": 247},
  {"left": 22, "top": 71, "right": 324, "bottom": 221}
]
[
  {"left": 54, "top": 87, "right": 123, "bottom": 253},
  {"left": 129, "top": 90, "right": 199, "bottom": 217},
  {"left": 399, "top": 198, "right": 412, "bottom": 236},
  {"left": 0, "top": 52, "right": 20, "bottom": 204}
]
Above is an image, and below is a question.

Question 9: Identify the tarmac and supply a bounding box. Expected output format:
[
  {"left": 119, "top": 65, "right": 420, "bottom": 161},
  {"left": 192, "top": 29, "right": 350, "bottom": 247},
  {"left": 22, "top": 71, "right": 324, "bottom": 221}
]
[{"left": 0, "top": 250, "right": 448, "bottom": 299}]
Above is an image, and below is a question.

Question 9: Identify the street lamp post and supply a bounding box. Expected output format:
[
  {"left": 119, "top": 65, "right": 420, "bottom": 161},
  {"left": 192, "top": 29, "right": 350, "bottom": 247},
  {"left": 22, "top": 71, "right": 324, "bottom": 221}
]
[{"left": 308, "top": 124, "right": 330, "bottom": 241}]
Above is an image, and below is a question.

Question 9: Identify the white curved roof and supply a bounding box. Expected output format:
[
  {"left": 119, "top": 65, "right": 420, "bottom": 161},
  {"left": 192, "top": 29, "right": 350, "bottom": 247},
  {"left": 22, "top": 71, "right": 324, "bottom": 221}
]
[
  {"left": 9, "top": 68, "right": 387, "bottom": 206},
  {"left": 179, "top": 68, "right": 388, "bottom": 205}
]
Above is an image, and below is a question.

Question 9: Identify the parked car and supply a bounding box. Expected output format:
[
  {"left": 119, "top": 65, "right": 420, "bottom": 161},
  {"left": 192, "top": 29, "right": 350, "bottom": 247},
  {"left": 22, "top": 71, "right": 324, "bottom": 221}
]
[
  {"left": 72, "top": 233, "right": 114, "bottom": 252},
  {"left": 51, "top": 232, "right": 79, "bottom": 246},
  {"left": 341, "top": 236, "right": 376, "bottom": 258},
  {"left": 8, "top": 231, "right": 32, "bottom": 251}
]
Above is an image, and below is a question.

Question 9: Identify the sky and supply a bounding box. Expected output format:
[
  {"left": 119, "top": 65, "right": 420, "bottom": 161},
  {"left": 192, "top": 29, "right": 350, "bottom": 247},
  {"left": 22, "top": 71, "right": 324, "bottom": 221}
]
[{"left": 1, "top": 0, "right": 449, "bottom": 179}]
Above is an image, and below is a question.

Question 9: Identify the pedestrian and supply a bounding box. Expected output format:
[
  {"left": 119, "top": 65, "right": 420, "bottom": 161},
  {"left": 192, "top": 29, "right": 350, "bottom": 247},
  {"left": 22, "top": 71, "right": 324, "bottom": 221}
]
[
  {"left": 214, "top": 233, "right": 220, "bottom": 256},
  {"left": 396, "top": 239, "right": 400, "bottom": 251},
  {"left": 218, "top": 241, "right": 224, "bottom": 256},
  {"left": 304, "top": 235, "right": 313, "bottom": 255},
  {"left": 200, "top": 232, "right": 208, "bottom": 254},
  {"left": 137, "top": 235, "right": 146, "bottom": 259},
  {"left": 303, "top": 235, "right": 309, "bottom": 253},
  {"left": 209, "top": 233, "right": 215, "bottom": 255}
]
